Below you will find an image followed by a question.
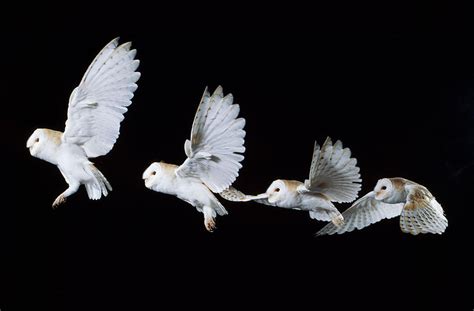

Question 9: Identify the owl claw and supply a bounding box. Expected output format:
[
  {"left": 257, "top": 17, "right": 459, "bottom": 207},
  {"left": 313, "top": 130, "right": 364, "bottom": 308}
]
[
  {"left": 52, "top": 194, "right": 66, "bottom": 209},
  {"left": 205, "top": 218, "right": 216, "bottom": 232}
]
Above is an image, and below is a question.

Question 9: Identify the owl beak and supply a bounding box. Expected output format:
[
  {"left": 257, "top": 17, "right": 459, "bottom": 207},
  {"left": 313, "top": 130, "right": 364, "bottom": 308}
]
[
  {"left": 374, "top": 191, "right": 383, "bottom": 200},
  {"left": 26, "top": 138, "right": 34, "bottom": 148}
]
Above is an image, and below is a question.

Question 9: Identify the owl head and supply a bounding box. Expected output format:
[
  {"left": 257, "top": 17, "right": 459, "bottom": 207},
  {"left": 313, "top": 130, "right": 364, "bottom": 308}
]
[
  {"left": 265, "top": 179, "right": 291, "bottom": 204},
  {"left": 26, "top": 128, "right": 62, "bottom": 163},
  {"left": 373, "top": 178, "right": 394, "bottom": 201},
  {"left": 142, "top": 162, "right": 162, "bottom": 189}
]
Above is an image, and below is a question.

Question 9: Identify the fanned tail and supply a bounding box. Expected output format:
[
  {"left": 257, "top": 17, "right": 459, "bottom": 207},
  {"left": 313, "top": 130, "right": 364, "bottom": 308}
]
[{"left": 85, "top": 163, "right": 113, "bottom": 200}]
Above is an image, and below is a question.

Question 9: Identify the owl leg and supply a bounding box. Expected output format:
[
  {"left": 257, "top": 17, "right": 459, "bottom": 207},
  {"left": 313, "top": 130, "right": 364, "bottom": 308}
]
[
  {"left": 52, "top": 182, "right": 80, "bottom": 209},
  {"left": 203, "top": 206, "right": 217, "bottom": 232}
]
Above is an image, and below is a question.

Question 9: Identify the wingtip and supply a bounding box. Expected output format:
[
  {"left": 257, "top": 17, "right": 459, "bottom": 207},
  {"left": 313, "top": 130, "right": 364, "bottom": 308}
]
[
  {"left": 324, "top": 136, "right": 333, "bottom": 146},
  {"left": 213, "top": 85, "right": 224, "bottom": 96},
  {"left": 118, "top": 41, "right": 132, "bottom": 51},
  {"left": 110, "top": 37, "right": 120, "bottom": 47},
  {"left": 202, "top": 86, "right": 210, "bottom": 96}
]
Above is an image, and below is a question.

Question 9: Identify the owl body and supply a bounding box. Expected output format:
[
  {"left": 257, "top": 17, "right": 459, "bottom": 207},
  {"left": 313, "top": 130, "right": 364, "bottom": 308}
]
[
  {"left": 264, "top": 179, "right": 343, "bottom": 223},
  {"left": 56, "top": 141, "right": 93, "bottom": 185},
  {"left": 145, "top": 163, "right": 222, "bottom": 211},
  {"left": 266, "top": 179, "right": 334, "bottom": 210},
  {"left": 143, "top": 161, "right": 228, "bottom": 232}
]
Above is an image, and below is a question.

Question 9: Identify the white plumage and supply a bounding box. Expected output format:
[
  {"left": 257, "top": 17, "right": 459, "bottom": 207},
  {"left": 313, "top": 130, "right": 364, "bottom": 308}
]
[
  {"left": 143, "top": 86, "right": 246, "bottom": 232},
  {"left": 316, "top": 177, "right": 448, "bottom": 235},
  {"left": 26, "top": 38, "right": 140, "bottom": 207},
  {"left": 219, "top": 137, "right": 362, "bottom": 225}
]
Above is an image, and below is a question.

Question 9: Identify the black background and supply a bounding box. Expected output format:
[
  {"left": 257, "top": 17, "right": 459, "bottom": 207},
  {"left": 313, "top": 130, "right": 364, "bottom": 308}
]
[{"left": 2, "top": 3, "right": 473, "bottom": 310}]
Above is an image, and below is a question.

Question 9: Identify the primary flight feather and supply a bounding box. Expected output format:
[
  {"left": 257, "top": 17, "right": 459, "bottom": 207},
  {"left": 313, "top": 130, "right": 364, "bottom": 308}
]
[{"left": 26, "top": 38, "right": 140, "bottom": 207}]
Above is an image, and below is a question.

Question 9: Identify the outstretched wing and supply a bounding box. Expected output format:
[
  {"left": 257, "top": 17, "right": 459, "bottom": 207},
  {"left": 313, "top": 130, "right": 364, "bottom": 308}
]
[
  {"left": 219, "top": 187, "right": 272, "bottom": 205},
  {"left": 176, "top": 86, "right": 246, "bottom": 193},
  {"left": 303, "top": 137, "right": 362, "bottom": 203},
  {"left": 63, "top": 38, "right": 141, "bottom": 158},
  {"left": 399, "top": 185, "right": 448, "bottom": 235},
  {"left": 316, "top": 191, "right": 404, "bottom": 235}
]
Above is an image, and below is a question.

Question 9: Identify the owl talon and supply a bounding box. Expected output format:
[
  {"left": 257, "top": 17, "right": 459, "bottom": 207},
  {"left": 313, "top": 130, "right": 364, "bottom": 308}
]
[
  {"left": 205, "top": 218, "right": 216, "bottom": 232},
  {"left": 52, "top": 194, "right": 66, "bottom": 209}
]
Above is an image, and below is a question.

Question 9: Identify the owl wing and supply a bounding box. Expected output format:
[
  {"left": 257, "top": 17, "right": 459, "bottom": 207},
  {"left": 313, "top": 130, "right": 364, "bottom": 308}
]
[
  {"left": 399, "top": 185, "right": 448, "bottom": 235},
  {"left": 302, "top": 137, "right": 362, "bottom": 203},
  {"left": 62, "top": 38, "right": 140, "bottom": 158},
  {"left": 316, "top": 191, "right": 404, "bottom": 235},
  {"left": 175, "top": 86, "right": 246, "bottom": 193},
  {"left": 219, "top": 187, "right": 273, "bottom": 205}
]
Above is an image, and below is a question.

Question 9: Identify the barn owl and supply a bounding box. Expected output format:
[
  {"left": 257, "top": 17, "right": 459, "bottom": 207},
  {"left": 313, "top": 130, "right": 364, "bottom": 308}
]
[
  {"left": 26, "top": 38, "right": 140, "bottom": 208},
  {"left": 316, "top": 177, "right": 448, "bottom": 235},
  {"left": 220, "top": 137, "right": 362, "bottom": 225},
  {"left": 142, "top": 86, "right": 246, "bottom": 232}
]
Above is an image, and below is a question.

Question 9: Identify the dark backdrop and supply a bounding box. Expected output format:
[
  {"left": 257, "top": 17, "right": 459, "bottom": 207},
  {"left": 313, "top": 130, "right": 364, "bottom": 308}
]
[{"left": 2, "top": 4, "right": 472, "bottom": 310}]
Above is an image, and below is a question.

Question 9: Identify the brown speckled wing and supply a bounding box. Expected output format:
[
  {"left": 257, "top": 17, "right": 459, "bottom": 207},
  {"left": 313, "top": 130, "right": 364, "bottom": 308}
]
[{"left": 399, "top": 185, "right": 448, "bottom": 235}]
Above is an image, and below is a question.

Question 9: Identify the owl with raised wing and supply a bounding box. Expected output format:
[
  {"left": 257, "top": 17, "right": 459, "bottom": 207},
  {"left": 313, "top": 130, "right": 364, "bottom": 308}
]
[
  {"left": 316, "top": 177, "right": 448, "bottom": 235},
  {"left": 26, "top": 38, "right": 140, "bottom": 208},
  {"left": 220, "top": 137, "right": 362, "bottom": 225},
  {"left": 142, "top": 86, "right": 246, "bottom": 232}
]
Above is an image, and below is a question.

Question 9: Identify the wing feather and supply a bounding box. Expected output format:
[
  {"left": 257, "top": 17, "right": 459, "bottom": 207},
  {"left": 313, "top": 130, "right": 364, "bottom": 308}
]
[
  {"left": 62, "top": 38, "right": 140, "bottom": 158},
  {"left": 219, "top": 187, "right": 272, "bottom": 205},
  {"left": 316, "top": 191, "right": 404, "bottom": 235},
  {"left": 303, "top": 137, "right": 362, "bottom": 203},
  {"left": 399, "top": 185, "right": 448, "bottom": 235},
  {"left": 176, "top": 86, "right": 246, "bottom": 193}
]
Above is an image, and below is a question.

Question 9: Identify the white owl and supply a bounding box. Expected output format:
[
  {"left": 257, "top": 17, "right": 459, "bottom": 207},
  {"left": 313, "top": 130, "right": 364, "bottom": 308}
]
[
  {"left": 220, "top": 137, "right": 362, "bottom": 225},
  {"left": 316, "top": 177, "right": 448, "bottom": 235},
  {"left": 142, "top": 86, "right": 246, "bottom": 232},
  {"left": 26, "top": 38, "right": 140, "bottom": 208}
]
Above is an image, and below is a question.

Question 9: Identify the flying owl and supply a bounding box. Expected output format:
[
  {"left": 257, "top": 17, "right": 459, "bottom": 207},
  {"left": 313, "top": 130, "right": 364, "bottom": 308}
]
[
  {"left": 316, "top": 177, "right": 448, "bottom": 235},
  {"left": 142, "top": 86, "right": 246, "bottom": 232},
  {"left": 26, "top": 38, "right": 140, "bottom": 208},
  {"left": 220, "top": 137, "right": 362, "bottom": 226}
]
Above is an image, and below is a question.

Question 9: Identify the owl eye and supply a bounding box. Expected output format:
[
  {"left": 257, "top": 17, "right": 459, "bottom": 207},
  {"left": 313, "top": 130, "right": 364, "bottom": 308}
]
[
  {"left": 274, "top": 188, "right": 280, "bottom": 192},
  {"left": 35, "top": 138, "right": 39, "bottom": 143},
  {"left": 381, "top": 186, "right": 387, "bottom": 190}
]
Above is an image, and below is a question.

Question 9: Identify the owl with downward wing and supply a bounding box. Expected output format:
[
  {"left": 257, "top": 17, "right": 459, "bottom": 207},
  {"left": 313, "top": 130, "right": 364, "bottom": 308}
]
[
  {"left": 220, "top": 137, "right": 362, "bottom": 226},
  {"left": 317, "top": 177, "right": 448, "bottom": 235},
  {"left": 142, "top": 86, "right": 246, "bottom": 232},
  {"left": 26, "top": 38, "right": 140, "bottom": 208}
]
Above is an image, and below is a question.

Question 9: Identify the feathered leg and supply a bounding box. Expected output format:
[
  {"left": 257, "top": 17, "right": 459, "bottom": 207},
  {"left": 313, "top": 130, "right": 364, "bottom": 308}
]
[
  {"left": 203, "top": 206, "right": 217, "bottom": 232},
  {"left": 52, "top": 181, "right": 80, "bottom": 208}
]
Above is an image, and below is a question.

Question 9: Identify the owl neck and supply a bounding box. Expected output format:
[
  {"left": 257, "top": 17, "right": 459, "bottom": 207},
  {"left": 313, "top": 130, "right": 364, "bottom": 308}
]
[
  {"left": 152, "top": 165, "right": 179, "bottom": 195},
  {"left": 383, "top": 188, "right": 407, "bottom": 204},
  {"left": 35, "top": 138, "right": 61, "bottom": 165}
]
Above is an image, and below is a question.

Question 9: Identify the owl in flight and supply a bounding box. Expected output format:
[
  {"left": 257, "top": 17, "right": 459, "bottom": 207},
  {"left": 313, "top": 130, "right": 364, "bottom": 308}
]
[
  {"left": 26, "top": 38, "right": 140, "bottom": 208},
  {"left": 142, "top": 86, "right": 246, "bottom": 232},
  {"left": 220, "top": 137, "right": 362, "bottom": 226},
  {"left": 317, "top": 177, "right": 448, "bottom": 235}
]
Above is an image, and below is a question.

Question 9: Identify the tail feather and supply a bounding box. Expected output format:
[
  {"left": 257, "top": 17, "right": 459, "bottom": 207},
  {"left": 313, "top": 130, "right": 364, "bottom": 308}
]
[{"left": 86, "top": 164, "right": 112, "bottom": 200}]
